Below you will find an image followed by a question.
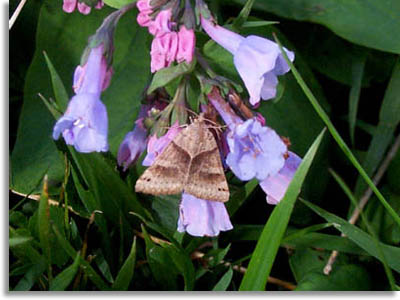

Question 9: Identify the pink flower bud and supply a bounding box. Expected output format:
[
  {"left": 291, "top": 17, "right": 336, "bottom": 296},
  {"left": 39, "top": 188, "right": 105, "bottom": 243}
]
[
  {"left": 137, "top": 11, "right": 153, "bottom": 27},
  {"left": 137, "top": 0, "right": 152, "bottom": 12},
  {"left": 63, "top": 0, "right": 77, "bottom": 13},
  {"left": 150, "top": 32, "right": 178, "bottom": 72},
  {"left": 177, "top": 26, "right": 195, "bottom": 64},
  {"left": 148, "top": 9, "right": 172, "bottom": 36},
  {"left": 77, "top": 2, "right": 91, "bottom": 15}
]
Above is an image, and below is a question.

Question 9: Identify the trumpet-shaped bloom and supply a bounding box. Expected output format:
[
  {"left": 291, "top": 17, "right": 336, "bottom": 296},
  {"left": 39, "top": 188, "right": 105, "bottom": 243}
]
[
  {"left": 53, "top": 45, "right": 109, "bottom": 153},
  {"left": 52, "top": 93, "right": 108, "bottom": 152},
  {"left": 63, "top": 0, "right": 103, "bottom": 15},
  {"left": 177, "top": 193, "right": 233, "bottom": 237},
  {"left": 201, "top": 16, "right": 294, "bottom": 105},
  {"left": 226, "top": 118, "right": 287, "bottom": 181},
  {"left": 259, "top": 151, "right": 302, "bottom": 204},
  {"left": 142, "top": 121, "right": 182, "bottom": 166}
]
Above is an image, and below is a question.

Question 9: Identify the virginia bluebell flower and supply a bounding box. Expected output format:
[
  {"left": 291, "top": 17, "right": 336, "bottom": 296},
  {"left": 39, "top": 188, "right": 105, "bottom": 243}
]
[
  {"left": 53, "top": 45, "right": 109, "bottom": 153},
  {"left": 201, "top": 16, "right": 294, "bottom": 106},
  {"left": 177, "top": 193, "right": 233, "bottom": 237},
  {"left": 208, "top": 88, "right": 287, "bottom": 182},
  {"left": 226, "top": 118, "right": 287, "bottom": 181},
  {"left": 259, "top": 151, "right": 302, "bottom": 204}
]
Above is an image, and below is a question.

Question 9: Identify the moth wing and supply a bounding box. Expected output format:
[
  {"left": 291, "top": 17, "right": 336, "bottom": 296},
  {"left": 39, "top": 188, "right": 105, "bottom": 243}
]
[
  {"left": 135, "top": 140, "right": 190, "bottom": 196},
  {"left": 184, "top": 130, "right": 229, "bottom": 202}
]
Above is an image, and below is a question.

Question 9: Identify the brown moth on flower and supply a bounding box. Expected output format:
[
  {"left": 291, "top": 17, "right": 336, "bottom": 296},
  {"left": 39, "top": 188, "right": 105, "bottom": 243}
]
[{"left": 135, "top": 114, "right": 229, "bottom": 202}]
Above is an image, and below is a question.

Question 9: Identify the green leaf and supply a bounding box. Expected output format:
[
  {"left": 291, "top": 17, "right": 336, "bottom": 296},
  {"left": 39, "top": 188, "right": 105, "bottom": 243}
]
[
  {"left": 43, "top": 51, "right": 69, "bottom": 111},
  {"left": 300, "top": 199, "right": 400, "bottom": 274},
  {"left": 103, "top": 0, "right": 136, "bottom": 9},
  {"left": 49, "top": 252, "right": 81, "bottom": 291},
  {"left": 348, "top": 53, "right": 367, "bottom": 146},
  {"left": 226, "top": 179, "right": 258, "bottom": 216},
  {"left": 9, "top": 236, "right": 32, "bottom": 247},
  {"left": 224, "top": 0, "right": 400, "bottom": 54},
  {"left": 274, "top": 34, "right": 400, "bottom": 228},
  {"left": 147, "top": 60, "right": 196, "bottom": 95},
  {"left": 232, "top": 0, "right": 255, "bottom": 28},
  {"left": 354, "top": 59, "right": 400, "bottom": 196},
  {"left": 52, "top": 224, "right": 111, "bottom": 290},
  {"left": 112, "top": 237, "right": 137, "bottom": 291},
  {"left": 289, "top": 249, "right": 371, "bottom": 291},
  {"left": 239, "top": 129, "right": 325, "bottom": 291},
  {"left": 38, "top": 175, "right": 52, "bottom": 281},
  {"left": 212, "top": 268, "right": 233, "bottom": 291}
]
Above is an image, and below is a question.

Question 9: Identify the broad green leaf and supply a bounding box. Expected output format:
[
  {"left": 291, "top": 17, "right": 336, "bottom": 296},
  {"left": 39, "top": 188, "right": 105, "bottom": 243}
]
[
  {"left": 103, "top": 0, "right": 136, "bottom": 9},
  {"left": 10, "top": 1, "right": 151, "bottom": 194},
  {"left": 224, "top": 0, "right": 400, "bottom": 54},
  {"left": 212, "top": 268, "right": 233, "bottom": 291},
  {"left": 289, "top": 248, "right": 371, "bottom": 291},
  {"left": 147, "top": 60, "right": 196, "bottom": 95},
  {"left": 275, "top": 35, "right": 400, "bottom": 228},
  {"left": 300, "top": 199, "right": 400, "bottom": 273},
  {"left": 239, "top": 129, "right": 325, "bottom": 291},
  {"left": 112, "top": 237, "right": 137, "bottom": 291},
  {"left": 354, "top": 59, "right": 400, "bottom": 197},
  {"left": 49, "top": 252, "right": 81, "bottom": 291}
]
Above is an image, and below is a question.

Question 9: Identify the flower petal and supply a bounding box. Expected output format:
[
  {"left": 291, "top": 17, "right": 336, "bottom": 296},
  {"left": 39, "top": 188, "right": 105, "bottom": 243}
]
[{"left": 177, "top": 193, "right": 232, "bottom": 237}]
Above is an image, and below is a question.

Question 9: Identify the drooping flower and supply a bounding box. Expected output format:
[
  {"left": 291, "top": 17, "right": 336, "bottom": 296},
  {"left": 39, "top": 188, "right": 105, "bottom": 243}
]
[
  {"left": 207, "top": 88, "right": 287, "bottom": 182},
  {"left": 259, "top": 151, "right": 302, "bottom": 204},
  {"left": 177, "top": 193, "right": 233, "bottom": 237},
  {"left": 53, "top": 45, "right": 109, "bottom": 153},
  {"left": 63, "top": 0, "right": 104, "bottom": 15},
  {"left": 200, "top": 15, "right": 295, "bottom": 106},
  {"left": 226, "top": 118, "right": 287, "bottom": 181},
  {"left": 142, "top": 121, "right": 182, "bottom": 166},
  {"left": 52, "top": 93, "right": 108, "bottom": 152},
  {"left": 117, "top": 106, "right": 151, "bottom": 171}
]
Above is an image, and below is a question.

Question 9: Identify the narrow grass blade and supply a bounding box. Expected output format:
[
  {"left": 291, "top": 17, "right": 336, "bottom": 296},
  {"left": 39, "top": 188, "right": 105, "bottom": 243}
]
[
  {"left": 274, "top": 34, "right": 400, "bottom": 228},
  {"left": 348, "top": 53, "right": 366, "bottom": 146},
  {"left": 38, "top": 175, "right": 52, "bottom": 283},
  {"left": 328, "top": 169, "right": 396, "bottom": 290},
  {"left": 52, "top": 224, "right": 111, "bottom": 290},
  {"left": 43, "top": 51, "right": 69, "bottom": 111},
  {"left": 49, "top": 252, "right": 81, "bottom": 291},
  {"left": 212, "top": 267, "right": 233, "bottom": 291},
  {"left": 233, "top": 0, "right": 255, "bottom": 28},
  {"left": 300, "top": 199, "right": 400, "bottom": 274},
  {"left": 354, "top": 59, "right": 400, "bottom": 196},
  {"left": 112, "top": 237, "right": 137, "bottom": 291},
  {"left": 239, "top": 129, "right": 325, "bottom": 291}
]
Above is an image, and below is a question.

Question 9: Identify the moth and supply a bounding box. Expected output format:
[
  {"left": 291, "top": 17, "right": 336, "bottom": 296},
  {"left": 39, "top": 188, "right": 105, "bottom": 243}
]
[{"left": 135, "top": 115, "right": 229, "bottom": 202}]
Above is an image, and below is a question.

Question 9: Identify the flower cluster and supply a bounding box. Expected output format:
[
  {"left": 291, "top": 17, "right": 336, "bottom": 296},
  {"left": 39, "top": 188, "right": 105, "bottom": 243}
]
[
  {"left": 54, "top": 1, "right": 299, "bottom": 237},
  {"left": 63, "top": 0, "right": 104, "bottom": 15},
  {"left": 136, "top": 0, "right": 195, "bottom": 72}
]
